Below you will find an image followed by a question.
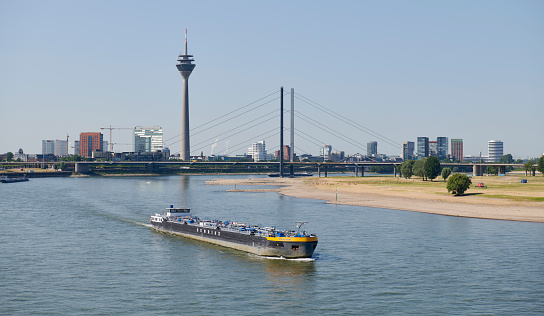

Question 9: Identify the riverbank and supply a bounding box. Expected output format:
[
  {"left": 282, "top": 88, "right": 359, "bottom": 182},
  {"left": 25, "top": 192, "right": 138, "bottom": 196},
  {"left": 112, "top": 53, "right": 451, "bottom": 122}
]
[{"left": 206, "top": 175, "right": 544, "bottom": 223}]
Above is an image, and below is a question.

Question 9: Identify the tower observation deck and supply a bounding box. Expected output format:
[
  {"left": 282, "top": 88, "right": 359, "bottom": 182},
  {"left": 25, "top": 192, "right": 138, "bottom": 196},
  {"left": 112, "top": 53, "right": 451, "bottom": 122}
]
[{"left": 176, "top": 29, "right": 196, "bottom": 160}]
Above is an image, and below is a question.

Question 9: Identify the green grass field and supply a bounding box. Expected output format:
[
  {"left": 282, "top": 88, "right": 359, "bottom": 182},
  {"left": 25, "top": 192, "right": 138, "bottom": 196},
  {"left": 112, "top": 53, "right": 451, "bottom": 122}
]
[{"left": 310, "top": 173, "right": 544, "bottom": 202}]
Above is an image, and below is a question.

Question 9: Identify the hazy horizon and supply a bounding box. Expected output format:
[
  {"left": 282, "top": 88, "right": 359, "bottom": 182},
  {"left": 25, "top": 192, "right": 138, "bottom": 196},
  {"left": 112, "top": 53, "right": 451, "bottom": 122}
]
[{"left": 1, "top": 1, "right": 543, "bottom": 158}]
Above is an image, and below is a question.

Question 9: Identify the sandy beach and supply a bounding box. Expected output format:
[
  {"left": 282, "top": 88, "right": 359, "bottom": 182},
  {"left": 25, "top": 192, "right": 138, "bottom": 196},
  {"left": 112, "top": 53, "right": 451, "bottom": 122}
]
[{"left": 207, "top": 176, "right": 544, "bottom": 223}]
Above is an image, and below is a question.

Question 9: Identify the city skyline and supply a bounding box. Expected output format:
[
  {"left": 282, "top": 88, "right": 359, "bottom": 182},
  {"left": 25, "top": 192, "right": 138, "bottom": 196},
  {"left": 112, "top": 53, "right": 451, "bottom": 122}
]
[{"left": 1, "top": 1, "right": 543, "bottom": 158}]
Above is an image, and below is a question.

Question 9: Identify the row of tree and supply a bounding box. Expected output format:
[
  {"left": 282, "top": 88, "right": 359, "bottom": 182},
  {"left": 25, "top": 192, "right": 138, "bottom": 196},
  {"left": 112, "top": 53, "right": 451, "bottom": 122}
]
[
  {"left": 399, "top": 156, "right": 544, "bottom": 179},
  {"left": 399, "top": 156, "right": 442, "bottom": 181}
]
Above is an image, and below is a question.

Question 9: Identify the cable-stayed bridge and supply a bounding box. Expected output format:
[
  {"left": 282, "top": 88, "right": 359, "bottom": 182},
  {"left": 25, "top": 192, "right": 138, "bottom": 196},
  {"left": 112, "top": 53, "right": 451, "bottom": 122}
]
[
  {"left": 164, "top": 88, "right": 402, "bottom": 159},
  {"left": 3, "top": 88, "right": 525, "bottom": 177}
]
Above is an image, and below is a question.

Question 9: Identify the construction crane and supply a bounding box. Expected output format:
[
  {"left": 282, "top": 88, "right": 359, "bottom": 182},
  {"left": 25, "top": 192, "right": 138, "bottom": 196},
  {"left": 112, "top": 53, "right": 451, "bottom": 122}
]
[{"left": 100, "top": 126, "right": 133, "bottom": 152}]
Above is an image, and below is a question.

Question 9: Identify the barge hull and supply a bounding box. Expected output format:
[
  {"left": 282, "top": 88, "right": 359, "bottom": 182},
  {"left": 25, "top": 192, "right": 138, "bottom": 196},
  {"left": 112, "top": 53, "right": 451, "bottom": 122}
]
[{"left": 152, "top": 221, "right": 317, "bottom": 258}]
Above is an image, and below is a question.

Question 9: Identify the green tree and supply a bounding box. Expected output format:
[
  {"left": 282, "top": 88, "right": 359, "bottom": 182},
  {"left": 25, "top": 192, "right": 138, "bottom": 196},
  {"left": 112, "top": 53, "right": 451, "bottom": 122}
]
[
  {"left": 452, "top": 167, "right": 459, "bottom": 173},
  {"left": 424, "top": 156, "right": 441, "bottom": 181},
  {"left": 523, "top": 160, "right": 534, "bottom": 176},
  {"left": 6, "top": 152, "right": 14, "bottom": 162},
  {"left": 442, "top": 157, "right": 451, "bottom": 163},
  {"left": 401, "top": 160, "right": 415, "bottom": 179},
  {"left": 441, "top": 167, "right": 451, "bottom": 182},
  {"left": 486, "top": 165, "right": 498, "bottom": 175},
  {"left": 413, "top": 158, "right": 426, "bottom": 180},
  {"left": 538, "top": 156, "right": 544, "bottom": 176},
  {"left": 499, "top": 154, "right": 514, "bottom": 172},
  {"left": 499, "top": 154, "right": 513, "bottom": 164},
  {"left": 515, "top": 159, "right": 523, "bottom": 164},
  {"left": 68, "top": 155, "right": 82, "bottom": 162},
  {"left": 447, "top": 173, "right": 472, "bottom": 196},
  {"left": 369, "top": 165, "right": 394, "bottom": 174}
]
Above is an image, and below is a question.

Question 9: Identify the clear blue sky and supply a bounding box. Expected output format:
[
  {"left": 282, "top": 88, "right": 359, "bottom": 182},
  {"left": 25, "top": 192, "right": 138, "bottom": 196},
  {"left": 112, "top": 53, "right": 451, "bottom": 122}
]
[{"left": 1, "top": 0, "right": 543, "bottom": 158}]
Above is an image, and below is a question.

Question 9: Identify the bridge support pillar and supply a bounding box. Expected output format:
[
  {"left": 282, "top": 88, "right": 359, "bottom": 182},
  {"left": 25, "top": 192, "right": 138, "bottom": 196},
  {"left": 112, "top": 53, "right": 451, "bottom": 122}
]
[
  {"left": 75, "top": 163, "right": 89, "bottom": 173},
  {"left": 361, "top": 167, "right": 365, "bottom": 177},
  {"left": 498, "top": 165, "right": 506, "bottom": 175},
  {"left": 355, "top": 165, "right": 359, "bottom": 177},
  {"left": 393, "top": 165, "right": 397, "bottom": 177},
  {"left": 473, "top": 165, "right": 483, "bottom": 177},
  {"left": 324, "top": 166, "right": 328, "bottom": 177},
  {"left": 290, "top": 165, "right": 294, "bottom": 178},
  {"left": 318, "top": 166, "right": 321, "bottom": 177}
]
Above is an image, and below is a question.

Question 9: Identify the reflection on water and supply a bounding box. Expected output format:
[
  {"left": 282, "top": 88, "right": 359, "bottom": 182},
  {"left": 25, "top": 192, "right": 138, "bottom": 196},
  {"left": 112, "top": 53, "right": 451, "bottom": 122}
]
[
  {"left": 1, "top": 175, "right": 543, "bottom": 315},
  {"left": 260, "top": 258, "right": 316, "bottom": 293}
]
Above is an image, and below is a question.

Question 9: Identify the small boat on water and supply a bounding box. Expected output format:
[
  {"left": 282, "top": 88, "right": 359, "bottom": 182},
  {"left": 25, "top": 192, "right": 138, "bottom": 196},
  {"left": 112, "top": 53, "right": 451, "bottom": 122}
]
[
  {"left": 0, "top": 175, "right": 29, "bottom": 183},
  {"left": 267, "top": 172, "right": 313, "bottom": 177},
  {"left": 150, "top": 206, "right": 318, "bottom": 258}
]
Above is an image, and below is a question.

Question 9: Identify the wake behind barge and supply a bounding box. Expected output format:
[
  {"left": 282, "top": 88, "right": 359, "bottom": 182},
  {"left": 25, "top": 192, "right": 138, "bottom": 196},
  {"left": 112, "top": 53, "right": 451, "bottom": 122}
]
[{"left": 150, "top": 206, "right": 318, "bottom": 258}]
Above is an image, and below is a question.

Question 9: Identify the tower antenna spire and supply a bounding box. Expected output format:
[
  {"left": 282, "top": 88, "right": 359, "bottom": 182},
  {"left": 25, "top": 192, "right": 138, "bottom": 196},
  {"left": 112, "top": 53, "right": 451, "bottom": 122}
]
[
  {"left": 184, "top": 28, "right": 188, "bottom": 55},
  {"left": 176, "top": 28, "right": 196, "bottom": 160}
]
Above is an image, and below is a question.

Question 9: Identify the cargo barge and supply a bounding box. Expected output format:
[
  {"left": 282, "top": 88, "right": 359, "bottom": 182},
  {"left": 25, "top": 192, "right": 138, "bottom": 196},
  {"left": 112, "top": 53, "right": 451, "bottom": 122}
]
[
  {"left": 150, "top": 206, "right": 318, "bottom": 258},
  {"left": 0, "top": 175, "right": 29, "bottom": 183}
]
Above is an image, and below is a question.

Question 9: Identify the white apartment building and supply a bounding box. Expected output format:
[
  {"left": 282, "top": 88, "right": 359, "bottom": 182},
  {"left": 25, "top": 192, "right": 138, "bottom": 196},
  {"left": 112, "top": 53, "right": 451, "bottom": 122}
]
[
  {"left": 42, "top": 139, "right": 68, "bottom": 157},
  {"left": 248, "top": 140, "right": 267, "bottom": 162},
  {"left": 488, "top": 140, "right": 503, "bottom": 162}
]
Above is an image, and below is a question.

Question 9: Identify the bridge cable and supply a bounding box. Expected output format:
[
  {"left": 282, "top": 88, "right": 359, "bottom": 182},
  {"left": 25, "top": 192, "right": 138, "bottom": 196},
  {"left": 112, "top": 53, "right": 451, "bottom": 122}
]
[
  {"left": 294, "top": 93, "right": 401, "bottom": 148},
  {"left": 165, "top": 107, "right": 279, "bottom": 151},
  {"left": 189, "top": 111, "right": 280, "bottom": 150},
  {"left": 163, "top": 90, "right": 280, "bottom": 143},
  {"left": 295, "top": 111, "right": 368, "bottom": 152},
  {"left": 212, "top": 129, "right": 279, "bottom": 156}
]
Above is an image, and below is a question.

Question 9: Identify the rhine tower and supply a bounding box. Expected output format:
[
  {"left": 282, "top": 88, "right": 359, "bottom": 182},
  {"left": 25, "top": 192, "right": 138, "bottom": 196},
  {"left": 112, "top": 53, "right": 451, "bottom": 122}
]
[{"left": 176, "top": 29, "right": 196, "bottom": 160}]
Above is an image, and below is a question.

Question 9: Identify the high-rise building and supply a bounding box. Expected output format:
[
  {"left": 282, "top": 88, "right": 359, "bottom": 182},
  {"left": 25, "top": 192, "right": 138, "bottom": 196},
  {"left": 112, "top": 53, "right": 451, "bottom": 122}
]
[
  {"left": 402, "top": 141, "right": 415, "bottom": 161},
  {"left": 451, "top": 139, "right": 463, "bottom": 161},
  {"left": 417, "top": 137, "right": 429, "bottom": 158},
  {"left": 488, "top": 140, "right": 503, "bottom": 162},
  {"left": 275, "top": 145, "right": 291, "bottom": 161},
  {"left": 367, "top": 141, "right": 377, "bottom": 157},
  {"left": 42, "top": 140, "right": 68, "bottom": 157},
  {"left": 79, "top": 132, "right": 103, "bottom": 158},
  {"left": 74, "top": 140, "right": 80, "bottom": 156},
  {"left": 429, "top": 141, "right": 438, "bottom": 156},
  {"left": 248, "top": 140, "right": 267, "bottom": 162},
  {"left": 134, "top": 126, "right": 163, "bottom": 153},
  {"left": 176, "top": 29, "right": 196, "bottom": 161},
  {"left": 437, "top": 137, "right": 448, "bottom": 160},
  {"left": 331, "top": 150, "right": 345, "bottom": 162},
  {"left": 42, "top": 140, "right": 55, "bottom": 155},
  {"left": 320, "top": 145, "right": 332, "bottom": 161}
]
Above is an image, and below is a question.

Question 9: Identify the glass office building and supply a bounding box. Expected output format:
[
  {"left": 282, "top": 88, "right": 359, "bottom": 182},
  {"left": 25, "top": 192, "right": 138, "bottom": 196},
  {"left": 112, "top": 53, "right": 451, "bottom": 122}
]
[
  {"left": 134, "top": 127, "right": 164, "bottom": 153},
  {"left": 437, "top": 137, "right": 448, "bottom": 160},
  {"left": 402, "top": 141, "right": 414, "bottom": 161},
  {"left": 367, "top": 141, "right": 377, "bottom": 157},
  {"left": 417, "top": 137, "right": 429, "bottom": 158}
]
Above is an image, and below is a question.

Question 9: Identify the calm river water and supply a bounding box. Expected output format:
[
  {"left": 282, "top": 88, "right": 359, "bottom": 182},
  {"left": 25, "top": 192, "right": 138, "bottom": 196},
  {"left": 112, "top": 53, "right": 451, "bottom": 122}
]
[{"left": 1, "top": 175, "right": 543, "bottom": 315}]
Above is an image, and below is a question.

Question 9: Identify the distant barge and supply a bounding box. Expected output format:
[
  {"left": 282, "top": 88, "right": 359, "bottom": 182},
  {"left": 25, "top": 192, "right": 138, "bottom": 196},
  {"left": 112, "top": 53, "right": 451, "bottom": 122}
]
[
  {"left": 267, "top": 172, "right": 313, "bottom": 177},
  {"left": 0, "top": 175, "right": 29, "bottom": 183},
  {"left": 150, "top": 206, "right": 318, "bottom": 258}
]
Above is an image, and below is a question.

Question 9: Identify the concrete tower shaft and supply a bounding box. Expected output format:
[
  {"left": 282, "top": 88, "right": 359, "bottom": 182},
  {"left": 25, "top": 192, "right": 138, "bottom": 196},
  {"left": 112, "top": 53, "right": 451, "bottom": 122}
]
[{"left": 176, "top": 29, "right": 196, "bottom": 160}]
